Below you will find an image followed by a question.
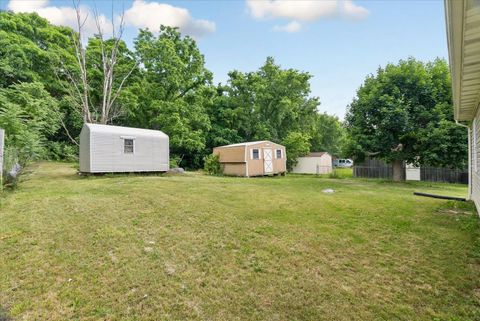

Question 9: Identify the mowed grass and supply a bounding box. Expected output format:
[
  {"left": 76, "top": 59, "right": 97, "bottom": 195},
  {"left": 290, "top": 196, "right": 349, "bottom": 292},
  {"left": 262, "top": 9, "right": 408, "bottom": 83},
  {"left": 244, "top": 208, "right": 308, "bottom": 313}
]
[{"left": 1, "top": 162, "right": 480, "bottom": 321}]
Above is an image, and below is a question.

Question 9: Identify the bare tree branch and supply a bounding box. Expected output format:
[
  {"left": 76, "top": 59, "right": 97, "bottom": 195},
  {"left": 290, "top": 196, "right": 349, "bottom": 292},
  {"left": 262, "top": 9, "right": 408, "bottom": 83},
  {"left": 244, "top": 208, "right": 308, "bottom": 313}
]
[
  {"left": 66, "top": 1, "right": 134, "bottom": 125},
  {"left": 59, "top": 115, "right": 80, "bottom": 146}
]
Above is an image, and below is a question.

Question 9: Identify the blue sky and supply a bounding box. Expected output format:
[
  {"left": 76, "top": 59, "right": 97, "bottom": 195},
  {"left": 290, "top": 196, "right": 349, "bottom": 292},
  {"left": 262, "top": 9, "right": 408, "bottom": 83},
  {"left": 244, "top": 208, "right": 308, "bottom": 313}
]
[{"left": 3, "top": 0, "right": 448, "bottom": 119}]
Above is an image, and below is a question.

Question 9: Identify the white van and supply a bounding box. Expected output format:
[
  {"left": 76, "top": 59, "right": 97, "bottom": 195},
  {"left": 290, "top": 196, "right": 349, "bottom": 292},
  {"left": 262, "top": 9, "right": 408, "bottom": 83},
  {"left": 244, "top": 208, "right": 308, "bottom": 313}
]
[{"left": 333, "top": 159, "right": 353, "bottom": 168}]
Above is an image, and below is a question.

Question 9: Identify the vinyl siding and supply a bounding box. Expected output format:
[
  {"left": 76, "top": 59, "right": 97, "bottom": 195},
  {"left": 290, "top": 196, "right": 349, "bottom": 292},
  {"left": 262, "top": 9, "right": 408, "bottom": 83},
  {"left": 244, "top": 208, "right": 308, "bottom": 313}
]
[
  {"left": 80, "top": 124, "right": 169, "bottom": 173},
  {"left": 291, "top": 154, "right": 333, "bottom": 174},
  {"left": 79, "top": 125, "right": 90, "bottom": 172},
  {"left": 472, "top": 115, "right": 480, "bottom": 208}
]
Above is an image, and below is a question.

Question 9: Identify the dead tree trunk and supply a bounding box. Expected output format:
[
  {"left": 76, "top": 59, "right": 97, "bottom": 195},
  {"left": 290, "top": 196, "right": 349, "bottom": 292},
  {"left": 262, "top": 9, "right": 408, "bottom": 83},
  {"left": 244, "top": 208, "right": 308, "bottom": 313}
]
[
  {"left": 392, "top": 159, "right": 404, "bottom": 181},
  {"left": 65, "top": 1, "right": 136, "bottom": 124}
]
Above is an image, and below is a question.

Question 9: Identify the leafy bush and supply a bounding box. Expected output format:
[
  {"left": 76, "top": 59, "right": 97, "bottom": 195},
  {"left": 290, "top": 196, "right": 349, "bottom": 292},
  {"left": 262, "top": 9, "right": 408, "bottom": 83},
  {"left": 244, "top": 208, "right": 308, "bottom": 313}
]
[
  {"left": 282, "top": 131, "right": 311, "bottom": 171},
  {"left": 204, "top": 154, "right": 221, "bottom": 175},
  {"left": 0, "top": 82, "right": 62, "bottom": 186},
  {"left": 47, "top": 142, "right": 78, "bottom": 162},
  {"left": 169, "top": 156, "right": 182, "bottom": 169}
]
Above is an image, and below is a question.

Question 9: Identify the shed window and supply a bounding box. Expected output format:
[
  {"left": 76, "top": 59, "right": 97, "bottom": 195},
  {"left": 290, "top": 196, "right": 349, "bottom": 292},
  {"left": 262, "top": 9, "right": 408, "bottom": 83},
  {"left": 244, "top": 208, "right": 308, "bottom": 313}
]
[
  {"left": 124, "top": 139, "right": 134, "bottom": 154},
  {"left": 276, "top": 149, "right": 282, "bottom": 159},
  {"left": 252, "top": 149, "right": 260, "bottom": 160}
]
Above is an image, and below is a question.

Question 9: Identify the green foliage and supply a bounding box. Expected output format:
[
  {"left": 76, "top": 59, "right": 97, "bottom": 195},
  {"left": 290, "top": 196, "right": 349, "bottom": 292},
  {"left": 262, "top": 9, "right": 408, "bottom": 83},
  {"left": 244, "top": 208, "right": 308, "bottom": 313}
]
[
  {"left": 169, "top": 156, "right": 182, "bottom": 169},
  {"left": 346, "top": 58, "right": 467, "bottom": 169},
  {"left": 282, "top": 131, "right": 311, "bottom": 171},
  {"left": 203, "top": 154, "right": 221, "bottom": 175},
  {"left": 0, "top": 11, "right": 466, "bottom": 175},
  {"left": 310, "top": 113, "right": 347, "bottom": 156},
  {"left": 0, "top": 12, "right": 76, "bottom": 96},
  {"left": 127, "top": 27, "right": 212, "bottom": 167},
  {"left": 85, "top": 36, "right": 139, "bottom": 119},
  {"left": 47, "top": 142, "right": 78, "bottom": 162},
  {"left": 0, "top": 82, "right": 60, "bottom": 168},
  {"left": 208, "top": 57, "right": 319, "bottom": 147}
]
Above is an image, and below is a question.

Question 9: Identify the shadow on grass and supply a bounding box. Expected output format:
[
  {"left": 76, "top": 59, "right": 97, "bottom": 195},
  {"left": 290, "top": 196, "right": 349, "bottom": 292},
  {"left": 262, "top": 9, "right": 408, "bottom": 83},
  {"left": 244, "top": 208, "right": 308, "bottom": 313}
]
[{"left": 0, "top": 307, "right": 11, "bottom": 321}]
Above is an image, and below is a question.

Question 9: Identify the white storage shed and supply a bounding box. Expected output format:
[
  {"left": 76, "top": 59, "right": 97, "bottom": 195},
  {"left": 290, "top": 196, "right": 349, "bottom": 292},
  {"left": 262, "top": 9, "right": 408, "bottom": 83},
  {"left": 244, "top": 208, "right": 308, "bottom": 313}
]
[
  {"left": 79, "top": 123, "right": 169, "bottom": 173},
  {"left": 291, "top": 152, "right": 333, "bottom": 174}
]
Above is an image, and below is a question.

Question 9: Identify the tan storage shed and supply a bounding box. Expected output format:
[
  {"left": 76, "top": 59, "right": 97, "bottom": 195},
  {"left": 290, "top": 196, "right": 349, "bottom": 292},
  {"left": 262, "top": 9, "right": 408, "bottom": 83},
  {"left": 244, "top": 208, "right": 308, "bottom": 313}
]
[
  {"left": 291, "top": 152, "right": 333, "bottom": 174},
  {"left": 213, "top": 141, "right": 286, "bottom": 177}
]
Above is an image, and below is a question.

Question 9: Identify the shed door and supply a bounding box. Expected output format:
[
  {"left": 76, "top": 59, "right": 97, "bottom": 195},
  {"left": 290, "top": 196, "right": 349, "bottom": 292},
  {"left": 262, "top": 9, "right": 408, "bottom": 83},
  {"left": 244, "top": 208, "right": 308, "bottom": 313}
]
[{"left": 263, "top": 148, "right": 273, "bottom": 173}]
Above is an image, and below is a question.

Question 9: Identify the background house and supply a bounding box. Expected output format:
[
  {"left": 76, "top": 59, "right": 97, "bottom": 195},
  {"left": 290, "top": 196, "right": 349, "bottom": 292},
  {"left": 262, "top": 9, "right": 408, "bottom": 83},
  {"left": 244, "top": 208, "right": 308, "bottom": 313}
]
[
  {"left": 213, "top": 141, "right": 286, "bottom": 177},
  {"left": 79, "top": 123, "right": 169, "bottom": 173},
  {"left": 291, "top": 152, "right": 333, "bottom": 174}
]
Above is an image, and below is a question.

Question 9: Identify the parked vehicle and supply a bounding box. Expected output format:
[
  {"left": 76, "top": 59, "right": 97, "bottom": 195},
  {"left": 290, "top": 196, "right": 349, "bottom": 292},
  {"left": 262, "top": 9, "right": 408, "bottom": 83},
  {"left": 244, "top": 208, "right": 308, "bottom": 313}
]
[{"left": 333, "top": 158, "right": 353, "bottom": 168}]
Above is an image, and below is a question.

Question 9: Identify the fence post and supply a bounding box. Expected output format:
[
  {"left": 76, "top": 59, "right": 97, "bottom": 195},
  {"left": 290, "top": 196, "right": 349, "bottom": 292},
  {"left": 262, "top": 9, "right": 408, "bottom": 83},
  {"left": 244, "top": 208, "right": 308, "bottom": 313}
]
[{"left": 0, "top": 129, "right": 4, "bottom": 189}]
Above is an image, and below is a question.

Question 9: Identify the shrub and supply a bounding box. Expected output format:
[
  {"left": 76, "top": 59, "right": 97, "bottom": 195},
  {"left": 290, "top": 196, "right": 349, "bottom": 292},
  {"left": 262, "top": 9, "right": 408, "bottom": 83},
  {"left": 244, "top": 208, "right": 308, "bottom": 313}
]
[
  {"left": 169, "top": 156, "right": 182, "bottom": 169},
  {"left": 282, "top": 131, "right": 311, "bottom": 171},
  {"left": 204, "top": 154, "right": 221, "bottom": 175},
  {"left": 47, "top": 142, "right": 78, "bottom": 162}
]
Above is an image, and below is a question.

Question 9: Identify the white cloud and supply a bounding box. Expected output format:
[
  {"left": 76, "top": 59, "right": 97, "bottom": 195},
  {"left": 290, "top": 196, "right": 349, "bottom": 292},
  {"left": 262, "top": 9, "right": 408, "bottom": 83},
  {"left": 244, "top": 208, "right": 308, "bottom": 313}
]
[
  {"left": 7, "top": 0, "right": 216, "bottom": 39},
  {"left": 273, "top": 21, "right": 302, "bottom": 33},
  {"left": 246, "top": 0, "right": 369, "bottom": 32},
  {"left": 342, "top": 0, "right": 369, "bottom": 20},
  {"left": 7, "top": 0, "right": 48, "bottom": 12},
  {"left": 8, "top": 0, "right": 112, "bottom": 37},
  {"left": 123, "top": 0, "right": 215, "bottom": 38},
  {"left": 247, "top": 0, "right": 338, "bottom": 21}
]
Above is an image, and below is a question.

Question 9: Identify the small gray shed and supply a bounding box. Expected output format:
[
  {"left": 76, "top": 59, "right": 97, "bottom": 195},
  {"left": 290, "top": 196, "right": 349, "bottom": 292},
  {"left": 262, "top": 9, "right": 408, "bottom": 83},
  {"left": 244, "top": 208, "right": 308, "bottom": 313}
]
[{"left": 79, "top": 123, "right": 169, "bottom": 173}]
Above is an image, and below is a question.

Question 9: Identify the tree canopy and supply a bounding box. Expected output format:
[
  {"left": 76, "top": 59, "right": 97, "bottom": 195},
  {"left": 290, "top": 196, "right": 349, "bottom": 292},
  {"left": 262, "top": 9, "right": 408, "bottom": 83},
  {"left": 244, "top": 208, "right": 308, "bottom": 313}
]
[
  {"left": 345, "top": 58, "right": 467, "bottom": 179},
  {"left": 0, "top": 12, "right": 467, "bottom": 175}
]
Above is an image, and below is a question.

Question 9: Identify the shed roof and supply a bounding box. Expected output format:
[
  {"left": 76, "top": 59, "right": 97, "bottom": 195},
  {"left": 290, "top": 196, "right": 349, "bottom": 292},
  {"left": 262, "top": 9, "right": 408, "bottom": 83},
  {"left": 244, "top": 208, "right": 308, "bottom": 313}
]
[
  {"left": 445, "top": 0, "right": 480, "bottom": 121},
  {"left": 216, "top": 141, "right": 282, "bottom": 148},
  {"left": 306, "top": 152, "right": 330, "bottom": 157},
  {"left": 84, "top": 123, "right": 168, "bottom": 138}
]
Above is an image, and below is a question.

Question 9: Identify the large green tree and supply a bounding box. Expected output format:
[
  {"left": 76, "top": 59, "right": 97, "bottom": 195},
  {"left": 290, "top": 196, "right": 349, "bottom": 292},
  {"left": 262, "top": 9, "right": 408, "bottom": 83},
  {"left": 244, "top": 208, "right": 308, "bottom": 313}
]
[
  {"left": 212, "top": 57, "right": 319, "bottom": 143},
  {"left": 207, "top": 57, "right": 320, "bottom": 170},
  {"left": 345, "top": 58, "right": 467, "bottom": 180},
  {"left": 0, "top": 12, "right": 76, "bottom": 96},
  {"left": 0, "top": 12, "right": 81, "bottom": 161},
  {"left": 127, "top": 26, "right": 213, "bottom": 167}
]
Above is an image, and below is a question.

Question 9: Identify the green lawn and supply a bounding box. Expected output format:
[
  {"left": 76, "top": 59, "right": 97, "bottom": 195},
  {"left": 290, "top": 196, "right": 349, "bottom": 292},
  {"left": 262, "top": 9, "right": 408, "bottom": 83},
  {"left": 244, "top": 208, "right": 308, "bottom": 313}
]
[{"left": 1, "top": 162, "right": 479, "bottom": 320}]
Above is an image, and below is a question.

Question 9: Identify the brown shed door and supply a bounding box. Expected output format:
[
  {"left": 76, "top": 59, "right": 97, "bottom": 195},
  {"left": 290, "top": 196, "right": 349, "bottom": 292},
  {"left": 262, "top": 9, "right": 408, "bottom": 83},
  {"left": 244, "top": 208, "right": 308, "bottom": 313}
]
[{"left": 263, "top": 148, "right": 273, "bottom": 173}]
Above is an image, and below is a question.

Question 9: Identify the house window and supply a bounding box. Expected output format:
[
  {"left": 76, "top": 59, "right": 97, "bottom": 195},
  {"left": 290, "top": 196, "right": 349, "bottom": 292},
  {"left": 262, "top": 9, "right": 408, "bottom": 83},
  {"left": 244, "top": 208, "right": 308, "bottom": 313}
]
[
  {"left": 276, "top": 149, "right": 282, "bottom": 159},
  {"left": 252, "top": 148, "right": 260, "bottom": 160},
  {"left": 124, "top": 139, "right": 134, "bottom": 154}
]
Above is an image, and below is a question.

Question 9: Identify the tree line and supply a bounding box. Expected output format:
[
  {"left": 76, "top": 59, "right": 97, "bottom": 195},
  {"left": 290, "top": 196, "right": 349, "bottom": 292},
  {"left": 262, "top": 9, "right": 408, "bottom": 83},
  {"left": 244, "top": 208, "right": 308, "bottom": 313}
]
[
  {"left": 0, "top": 11, "right": 467, "bottom": 180},
  {"left": 0, "top": 11, "right": 346, "bottom": 172}
]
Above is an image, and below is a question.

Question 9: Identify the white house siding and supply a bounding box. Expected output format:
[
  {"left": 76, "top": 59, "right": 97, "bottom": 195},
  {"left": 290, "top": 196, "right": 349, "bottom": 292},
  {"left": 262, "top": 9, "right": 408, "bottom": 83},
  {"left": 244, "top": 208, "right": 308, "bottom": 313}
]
[
  {"left": 292, "top": 153, "right": 332, "bottom": 174},
  {"left": 79, "top": 125, "right": 90, "bottom": 172},
  {"left": 445, "top": 0, "right": 480, "bottom": 211},
  {"left": 80, "top": 124, "right": 169, "bottom": 173},
  {"left": 471, "top": 115, "right": 480, "bottom": 208}
]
